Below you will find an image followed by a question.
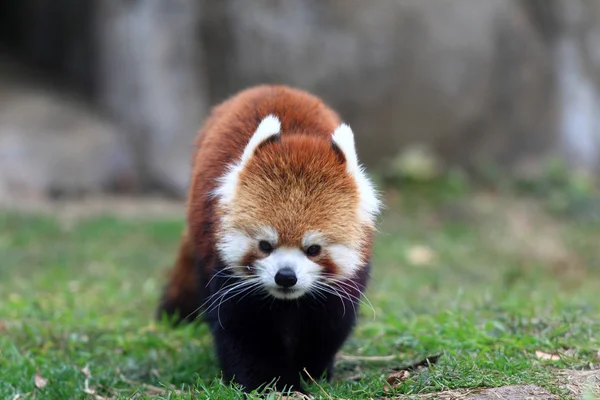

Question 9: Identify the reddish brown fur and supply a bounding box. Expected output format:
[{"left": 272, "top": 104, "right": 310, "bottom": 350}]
[
  {"left": 160, "top": 85, "right": 373, "bottom": 315},
  {"left": 319, "top": 256, "right": 340, "bottom": 275},
  {"left": 158, "top": 229, "right": 199, "bottom": 320},
  {"left": 230, "top": 135, "right": 362, "bottom": 246}
]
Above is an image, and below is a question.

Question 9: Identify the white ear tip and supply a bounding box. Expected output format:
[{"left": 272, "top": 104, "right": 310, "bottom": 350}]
[
  {"left": 257, "top": 114, "right": 281, "bottom": 136},
  {"left": 332, "top": 123, "right": 354, "bottom": 143},
  {"left": 240, "top": 114, "right": 281, "bottom": 164},
  {"left": 214, "top": 114, "right": 281, "bottom": 205},
  {"left": 332, "top": 123, "right": 358, "bottom": 169}
]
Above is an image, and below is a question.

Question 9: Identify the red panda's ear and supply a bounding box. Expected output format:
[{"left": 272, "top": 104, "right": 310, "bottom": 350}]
[
  {"left": 332, "top": 124, "right": 382, "bottom": 224},
  {"left": 240, "top": 115, "right": 281, "bottom": 165},
  {"left": 332, "top": 124, "right": 361, "bottom": 179},
  {"left": 212, "top": 115, "right": 280, "bottom": 205},
  {"left": 331, "top": 140, "right": 347, "bottom": 164}
]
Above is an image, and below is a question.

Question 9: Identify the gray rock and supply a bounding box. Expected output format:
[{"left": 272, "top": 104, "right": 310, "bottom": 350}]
[
  {"left": 205, "top": 0, "right": 556, "bottom": 172},
  {"left": 461, "top": 384, "right": 558, "bottom": 400},
  {"left": 3, "top": 0, "right": 600, "bottom": 200},
  {"left": 96, "top": 0, "right": 208, "bottom": 197},
  {"left": 0, "top": 62, "right": 132, "bottom": 203}
]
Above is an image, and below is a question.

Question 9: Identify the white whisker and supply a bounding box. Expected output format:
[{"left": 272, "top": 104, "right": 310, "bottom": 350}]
[
  {"left": 235, "top": 282, "right": 265, "bottom": 304},
  {"left": 214, "top": 278, "right": 262, "bottom": 329},
  {"left": 205, "top": 266, "right": 242, "bottom": 288},
  {"left": 313, "top": 281, "right": 349, "bottom": 317},
  {"left": 322, "top": 276, "right": 376, "bottom": 321},
  {"left": 184, "top": 272, "right": 254, "bottom": 321},
  {"left": 205, "top": 278, "right": 259, "bottom": 315}
]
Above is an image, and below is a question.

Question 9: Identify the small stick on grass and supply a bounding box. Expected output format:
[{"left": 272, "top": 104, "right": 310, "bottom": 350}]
[
  {"left": 337, "top": 353, "right": 398, "bottom": 362},
  {"left": 302, "top": 368, "right": 332, "bottom": 400}
]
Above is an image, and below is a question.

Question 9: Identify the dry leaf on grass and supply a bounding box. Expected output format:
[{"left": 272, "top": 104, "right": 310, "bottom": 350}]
[
  {"left": 406, "top": 245, "right": 435, "bottom": 266},
  {"left": 81, "top": 364, "right": 92, "bottom": 378},
  {"left": 34, "top": 370, "right": 48, "bottom": 389},
  {"left": 83, "top": 377, "right": 96, "bottom": 396},
  {"left": 79, "top": 364, "right": 112, "bottom": 400},
  {"left": 536, "top": 350, "right": 561, "bottom": 361},
  {"left": 82, "top": 382, "right": 110, "bottom": 400},
  {"left": 386, "top": 370, "right": 410, "bottom": 386},
  {"left": 383, "top": 355, "right": 441, "bottom": 393}
]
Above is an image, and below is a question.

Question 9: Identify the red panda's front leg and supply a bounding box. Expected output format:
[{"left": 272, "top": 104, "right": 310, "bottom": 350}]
[{"left": 212, "top": 325, "right": 305, "bottom": 393}]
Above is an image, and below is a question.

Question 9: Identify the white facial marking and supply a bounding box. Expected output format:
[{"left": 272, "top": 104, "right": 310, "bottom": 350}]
[
  {"left": 302, "top": 230, "right": 327, "bottom": 248},
  {"left": 255, "top": 247, "right": 320, "bottom": 300},
  {"left": 211, "top": 164, "right": 239, "bottom": 204},
  {"left": 212, "top": 114, "right": 281, "bottom": 204},
  {"left": 332, "top": 123, "right": 382, "bottom": 224},
  {"left": 328, "top": 244, "right": 362, "bottom": 278},
  {"left": 217, "top": 225, "right": 278, "bottom": 269},
  {"left": 216, "top": 229, "right": 252, "bottom": 268},
  {"left": 254, "top": 225, "right": 278, "bottom": 245}
]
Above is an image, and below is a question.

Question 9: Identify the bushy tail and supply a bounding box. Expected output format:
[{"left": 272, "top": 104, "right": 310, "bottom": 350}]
[{"left": 156, "top": 228, "right": 202, "bottom": 325}]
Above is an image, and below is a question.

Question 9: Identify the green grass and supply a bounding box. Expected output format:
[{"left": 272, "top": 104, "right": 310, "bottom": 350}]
[{"left": 0, "top": 189, "right": 599, "bottom": 399}]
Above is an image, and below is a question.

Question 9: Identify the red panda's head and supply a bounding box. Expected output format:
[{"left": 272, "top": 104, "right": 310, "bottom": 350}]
[{"left": 212, "top": 115, "right": 381, "bottom": 300}]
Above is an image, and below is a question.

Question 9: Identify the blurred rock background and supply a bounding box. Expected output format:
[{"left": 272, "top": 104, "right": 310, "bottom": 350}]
[{"left": 1, "top": 0, "right": 599, "bottom": 201}]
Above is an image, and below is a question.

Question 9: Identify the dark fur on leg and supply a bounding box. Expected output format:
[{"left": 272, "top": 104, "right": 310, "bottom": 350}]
[
  {"left": 156, "top": 283, "right": 201, "bottom": 325},
  {"left": 156, "top": 240, "right": 205, "bottom": 325},
  {"left": 205, "top": 263, "right": 370, "bottom": 393}
]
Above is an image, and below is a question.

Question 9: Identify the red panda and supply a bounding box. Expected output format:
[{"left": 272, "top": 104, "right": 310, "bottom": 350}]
[{"left": 157, "top": 85, "right": 381, "bottom": 393}]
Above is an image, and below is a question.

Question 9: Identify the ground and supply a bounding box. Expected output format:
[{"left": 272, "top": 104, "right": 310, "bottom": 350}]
[{"left": 0, "top": 182, "right": 599, "bottom": 399}]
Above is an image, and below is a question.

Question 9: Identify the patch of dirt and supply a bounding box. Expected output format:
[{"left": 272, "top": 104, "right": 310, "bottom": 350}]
[
  {"left": 558, "top": 369, "right": 600, "bottom": 399},
  {"left": 394, "top": 385, "right": 558, "bottom": 399},
  {"left": 391, "top": 370, "right": 600, "bottom": 399}
]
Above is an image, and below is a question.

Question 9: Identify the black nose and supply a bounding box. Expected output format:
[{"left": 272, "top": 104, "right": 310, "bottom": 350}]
[{"left": 274, "top": 267, "right": 297, "bottom": 288}]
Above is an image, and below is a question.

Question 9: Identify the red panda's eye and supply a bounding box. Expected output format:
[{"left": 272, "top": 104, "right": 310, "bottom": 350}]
[
  {"left": 259, "top": 240, "right": 273, "bottom": 254},
  {"left": 305, "top": 245, "right": 321, "bottom": 257}
]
